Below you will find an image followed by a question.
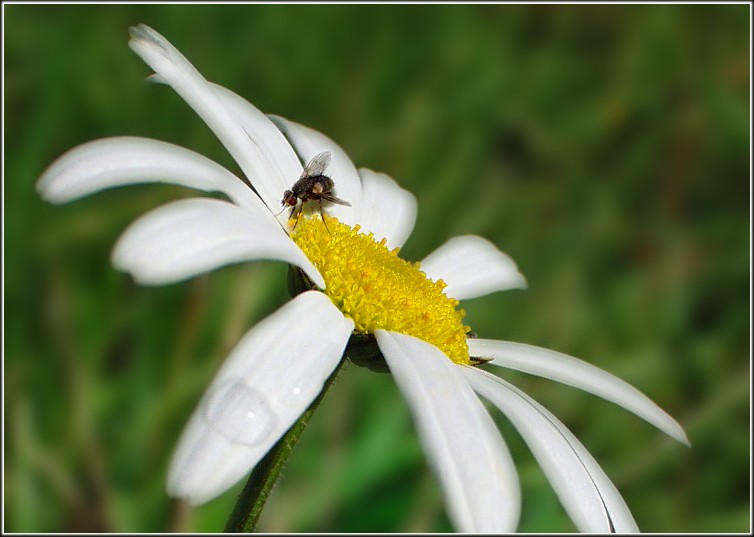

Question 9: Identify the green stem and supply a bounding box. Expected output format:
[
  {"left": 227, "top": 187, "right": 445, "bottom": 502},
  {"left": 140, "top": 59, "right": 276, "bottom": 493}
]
[{"left": 224, "top": 355, "right": 347, "bottom": 532}]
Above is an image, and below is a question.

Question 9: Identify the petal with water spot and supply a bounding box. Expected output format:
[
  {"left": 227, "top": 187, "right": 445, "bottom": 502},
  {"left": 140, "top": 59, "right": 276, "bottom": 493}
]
[{"left": 168, "top": 291, "right": 353, "bottom": 504}]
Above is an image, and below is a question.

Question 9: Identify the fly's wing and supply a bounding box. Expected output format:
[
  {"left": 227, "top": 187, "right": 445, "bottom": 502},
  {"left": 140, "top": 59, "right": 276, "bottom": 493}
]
[{"left": 300, "top": 151, "right": 331, "bottom": 179}]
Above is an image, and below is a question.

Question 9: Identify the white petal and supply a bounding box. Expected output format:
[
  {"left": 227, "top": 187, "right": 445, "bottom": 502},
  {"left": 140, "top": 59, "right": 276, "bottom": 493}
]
[
  {"left": 356, "top": 168, "right": 417, "bottom": 249},
  {"left": 420, "top": 236, "right": 527, "bottom": 301},
  {"left": 268, "top": 114, "right": 363, "bottom": 226},
  {"left": 208, "top": 83, "right": 303, "bottom": 214},
  {"left": 168, "top": 291, "right": 354, "bottom": 505},
  {"left": 148, "top": 74, "right": 304, "bottom": 220},
  {"left": 375, "top": 330, "right": 520, "bottom": 533},
  {"left": 463, "top": 366, "right": 639, "bottom": 533},
  {"left": 112, "top": 198, "right": 324, "bottom": 288},
  {"left": 468, "top": 339, "right": 690, "bottom": 446},
  {"left": 128, "top": 25, "right": 279, "bottom": 213},
  {"left": 35, "top": 136, "right": 260, "bottom": 210}
]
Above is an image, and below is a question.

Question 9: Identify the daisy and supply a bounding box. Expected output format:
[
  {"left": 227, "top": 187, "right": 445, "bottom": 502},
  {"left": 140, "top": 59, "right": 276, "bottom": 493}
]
[{"left": 37, "top": 24, "right": 689, "bottom": 533}]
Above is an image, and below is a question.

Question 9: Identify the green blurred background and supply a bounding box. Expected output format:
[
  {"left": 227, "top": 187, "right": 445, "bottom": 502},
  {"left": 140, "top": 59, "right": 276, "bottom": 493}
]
[{"left": 4, "top": 3, "right": 750, "bottom": 533}]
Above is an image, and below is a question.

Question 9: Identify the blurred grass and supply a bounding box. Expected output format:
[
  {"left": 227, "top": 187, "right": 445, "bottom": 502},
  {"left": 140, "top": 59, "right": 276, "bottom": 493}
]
[{"left": 3, "top": 3, "right": 750, "bottom": 533}]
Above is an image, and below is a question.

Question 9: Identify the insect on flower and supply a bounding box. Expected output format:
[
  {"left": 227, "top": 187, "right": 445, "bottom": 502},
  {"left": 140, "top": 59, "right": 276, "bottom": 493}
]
[{"left": 280, "top": 151, "right": 351, "bottom": 230}]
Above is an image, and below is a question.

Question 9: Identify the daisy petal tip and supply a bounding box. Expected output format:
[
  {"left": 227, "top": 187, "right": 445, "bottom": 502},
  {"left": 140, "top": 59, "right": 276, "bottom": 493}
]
[
  {"left": 110, "top": 237, "right": 134, "bottom": 272},
  {"left": 128, "top": 24, "right": 172, "bottom": 65},
  {"left": 109, "top": 237, "right": 165, "bottom": 287},
  {"left": 127, "top": 26, "right": 152, "bottom": 55},
  {"left": 128, "top": 23, "right": 158, "bottom": 44},
  {"left": 35, "top": 178, "right": 56, "bottom": 204},
  {"left": 166, "top": 470, "right": 221, "bottom": 507},
  {"left": 512, "top": 272, "right": 528, "bottom": 290},
  {"left": 36, "top": 161, "right": 71, "bottom": 204},
  {"left": 165, "top": 443, "right": 241, "bottom": 508},
  {"left": 672, "top": 426, "right": 691, "bottom": 448},
  {"left": 657, "top": 413, "right": 690, "bottom": 447},
  {"left": 165, "top": 476, "right": 195, "bottom": 505},
  {"left": 499, "top": 258, "right": 527, "bottom": 291},
  {"left": 109, "top": 255, "right": 149, "bottom": 286},
  {"left": 127, "top": 23, "right": 146, "bottom": 39},
  {"left": 126, "top": 25, "right": 141, "bottom": 41}
]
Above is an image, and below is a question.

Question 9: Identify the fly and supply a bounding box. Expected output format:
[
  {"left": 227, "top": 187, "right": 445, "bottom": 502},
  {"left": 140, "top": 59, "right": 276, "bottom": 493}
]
[{"left": 280, "top": 151, "right": 351, "bottom": 231}]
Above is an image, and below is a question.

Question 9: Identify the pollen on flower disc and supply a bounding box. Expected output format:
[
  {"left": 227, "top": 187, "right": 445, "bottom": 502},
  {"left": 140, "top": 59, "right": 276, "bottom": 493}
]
[{"left": 292, "top": 215, "right": 471, "bottom": 365}]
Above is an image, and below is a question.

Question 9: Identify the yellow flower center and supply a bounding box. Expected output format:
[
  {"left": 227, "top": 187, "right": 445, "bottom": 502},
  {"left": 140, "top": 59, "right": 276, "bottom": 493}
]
[{"left": 292, "top": 215, "right": 471, "bottom": 365}]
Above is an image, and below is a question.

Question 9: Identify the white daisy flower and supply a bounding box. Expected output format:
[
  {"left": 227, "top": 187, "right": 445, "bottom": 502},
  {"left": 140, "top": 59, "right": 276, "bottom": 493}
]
[{"left": 37, "top": 24, "right": 689, "bottom": 533}]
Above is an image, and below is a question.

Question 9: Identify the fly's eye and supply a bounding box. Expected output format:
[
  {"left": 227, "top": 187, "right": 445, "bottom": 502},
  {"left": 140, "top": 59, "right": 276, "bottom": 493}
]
[{"left": 282, "top": 191, "right": 296, "bottom": 206}]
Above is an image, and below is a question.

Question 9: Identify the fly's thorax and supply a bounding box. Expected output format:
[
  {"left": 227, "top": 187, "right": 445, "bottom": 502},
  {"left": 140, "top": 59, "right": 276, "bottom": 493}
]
[{"left": 291, "top": 175, "right": 332, "bottom": 200}]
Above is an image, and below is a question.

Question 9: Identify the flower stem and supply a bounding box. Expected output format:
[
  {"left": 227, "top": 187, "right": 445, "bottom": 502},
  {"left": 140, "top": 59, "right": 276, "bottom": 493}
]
[{"left": 224, "top": 355, "right": 346, "bottom": 532}]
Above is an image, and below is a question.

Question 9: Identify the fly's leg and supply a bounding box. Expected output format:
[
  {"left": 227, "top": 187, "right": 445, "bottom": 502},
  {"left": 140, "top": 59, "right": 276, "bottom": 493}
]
[
  {"left": 289, "top": 204, "right": 302, "bottom": 232},
  {"left": 319, "top": 199, "right": 332, "bottom": 234}
]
